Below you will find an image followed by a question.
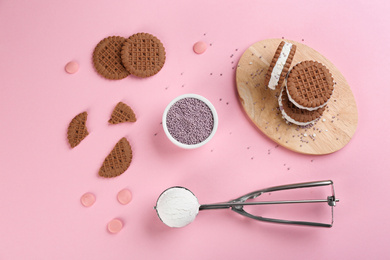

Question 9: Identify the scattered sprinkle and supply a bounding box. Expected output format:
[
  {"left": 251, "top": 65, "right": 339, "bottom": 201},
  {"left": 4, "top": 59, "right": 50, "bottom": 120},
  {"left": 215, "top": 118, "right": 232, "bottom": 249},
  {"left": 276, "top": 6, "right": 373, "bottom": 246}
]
[
  {"left": 117, "top": 189, "right": 132, "bottom": 205},
  {"left": 80, "top": 192, "right": 96, "bottom": 207},
  {"left": 193, "top": 41, "right": 207, "bottom": 54},
  {"left": 65, "top": 61, "right": 79, "bottom": 74},
  {"left": 107, "top": 219, "right": 123, "bottom": 234}
]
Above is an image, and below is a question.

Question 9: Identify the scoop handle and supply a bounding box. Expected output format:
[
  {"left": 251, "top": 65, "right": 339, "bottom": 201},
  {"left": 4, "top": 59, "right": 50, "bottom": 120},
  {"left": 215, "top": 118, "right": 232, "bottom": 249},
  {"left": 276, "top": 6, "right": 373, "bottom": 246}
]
[{"left": 199, "top": 197, "right": 337, "bottom": 210}]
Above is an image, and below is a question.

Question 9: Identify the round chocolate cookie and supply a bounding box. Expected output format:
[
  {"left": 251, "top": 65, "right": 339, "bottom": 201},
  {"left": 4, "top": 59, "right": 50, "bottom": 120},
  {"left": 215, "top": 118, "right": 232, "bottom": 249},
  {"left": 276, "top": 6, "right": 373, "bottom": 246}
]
[
  {"left": 264, "top": 41, "right": 296, "bottom": 93},
  {"left": 279, "top": 87, "right": 325, "bottom": 126},
  {"left": 121, "top": 33, "right": 166, "bottom": 78},
  {"left": 286, "top": 61, "right": 334, "bottom": 110},
  {"left": 93, "top": 36, "right": 130, "bottom": 80}
]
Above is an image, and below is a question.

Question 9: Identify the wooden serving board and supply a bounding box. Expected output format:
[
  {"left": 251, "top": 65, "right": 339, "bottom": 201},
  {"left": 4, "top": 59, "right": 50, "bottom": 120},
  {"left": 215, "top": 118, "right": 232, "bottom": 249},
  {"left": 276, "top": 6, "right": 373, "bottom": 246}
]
[{"left": 236, "top": 39, "right": 358, "bottom": 155}]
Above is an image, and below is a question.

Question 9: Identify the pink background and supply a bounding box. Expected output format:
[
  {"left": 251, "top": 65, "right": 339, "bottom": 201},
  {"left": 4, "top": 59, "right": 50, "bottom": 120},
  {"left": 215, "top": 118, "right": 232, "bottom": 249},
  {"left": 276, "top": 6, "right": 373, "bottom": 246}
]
[{"left": 0, "top": 0, "right": 389, "bottom": 259}]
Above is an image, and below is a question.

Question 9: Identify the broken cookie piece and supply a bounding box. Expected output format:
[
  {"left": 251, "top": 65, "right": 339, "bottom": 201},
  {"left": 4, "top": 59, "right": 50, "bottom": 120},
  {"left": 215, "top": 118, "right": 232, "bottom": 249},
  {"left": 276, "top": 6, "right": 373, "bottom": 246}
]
[
  {"left": 67, "top": 111, "right": 89, "bottom": 148},
  {"left": 108, "top": 102, "right": 136, "bottom": 124}
]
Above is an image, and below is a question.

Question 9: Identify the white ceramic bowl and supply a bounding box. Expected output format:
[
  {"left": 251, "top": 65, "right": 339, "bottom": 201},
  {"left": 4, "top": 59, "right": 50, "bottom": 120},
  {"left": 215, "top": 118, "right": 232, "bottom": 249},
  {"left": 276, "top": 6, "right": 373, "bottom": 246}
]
[{"left": 162, "top": 94, "right": 218, "bottom": 149}]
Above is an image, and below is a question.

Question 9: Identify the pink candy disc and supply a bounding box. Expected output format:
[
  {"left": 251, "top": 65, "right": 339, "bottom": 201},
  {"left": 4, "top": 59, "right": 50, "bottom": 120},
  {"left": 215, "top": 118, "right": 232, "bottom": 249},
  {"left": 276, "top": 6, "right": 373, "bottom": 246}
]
[
  {"left": 80, "top": 192, "right": 96, "bottom": 207},
  {"left": 65, "top": 61, "right": 79, "bottom": 74},
  {"left": 193, "top": 41, "right": 207, "bottom": 54},
  {"left": 117, "top": 189, "right": 132, "bottom": 205},
  {"left": 107, "top": 218, "right": 123, "bottom": 234}
]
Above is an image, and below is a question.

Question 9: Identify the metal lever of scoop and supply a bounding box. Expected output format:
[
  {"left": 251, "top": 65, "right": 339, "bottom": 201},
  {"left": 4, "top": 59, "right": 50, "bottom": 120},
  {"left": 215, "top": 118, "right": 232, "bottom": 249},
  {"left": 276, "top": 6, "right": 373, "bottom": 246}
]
[
  {"left": 199, "top": 197, "right": 339, "bottom": 210},
  {"left": 199, "top": 180, "right": 339, "bottom": 227}
]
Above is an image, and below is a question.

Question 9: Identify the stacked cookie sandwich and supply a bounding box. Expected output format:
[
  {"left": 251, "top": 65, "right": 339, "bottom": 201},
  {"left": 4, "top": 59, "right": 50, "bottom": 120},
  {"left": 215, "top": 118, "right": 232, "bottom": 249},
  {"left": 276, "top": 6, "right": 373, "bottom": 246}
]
[{"left": 265, "top": 41, "right": 334, "bottom": 126}]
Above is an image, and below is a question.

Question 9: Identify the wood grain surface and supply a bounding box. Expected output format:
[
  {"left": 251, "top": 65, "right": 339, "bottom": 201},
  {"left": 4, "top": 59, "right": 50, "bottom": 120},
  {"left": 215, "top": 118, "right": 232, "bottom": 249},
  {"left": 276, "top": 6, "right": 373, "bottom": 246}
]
[{"left": 236, "top": 39, "right": 358, "bottom": 155}]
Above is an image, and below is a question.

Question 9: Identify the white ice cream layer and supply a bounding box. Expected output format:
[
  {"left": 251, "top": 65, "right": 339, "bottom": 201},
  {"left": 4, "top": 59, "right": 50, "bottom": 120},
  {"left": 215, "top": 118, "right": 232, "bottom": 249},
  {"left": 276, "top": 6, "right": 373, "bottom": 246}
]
[
  {"left": 285, "top": 86, "right": 330, "bottom": 111},
  {"left": 268, "top": 42, "right": 293, "bottom": 90},
  {"left": 156, "top": 187, "right": 200, "bottom": 228},
  {"left": 278, "top": 88, "right": 317, "bottom": 126}
]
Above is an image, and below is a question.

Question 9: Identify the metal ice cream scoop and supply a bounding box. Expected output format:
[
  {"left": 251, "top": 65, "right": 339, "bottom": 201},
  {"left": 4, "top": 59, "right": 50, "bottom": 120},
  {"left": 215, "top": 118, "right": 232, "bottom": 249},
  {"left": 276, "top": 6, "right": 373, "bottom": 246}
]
[{"left": 154, "top": 180, "right": 339, "bottom": 228}]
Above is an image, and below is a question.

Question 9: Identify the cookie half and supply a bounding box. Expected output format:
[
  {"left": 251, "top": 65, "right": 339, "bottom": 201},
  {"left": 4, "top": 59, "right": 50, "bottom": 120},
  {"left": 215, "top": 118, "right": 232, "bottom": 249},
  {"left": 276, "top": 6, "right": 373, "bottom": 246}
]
[
  {"left": 286, "top": 61, "right": 334, "bottom": 111},
  {"left": 121, "top": 33, "right": 166, "bottom": 78},
  {"left": 99, "top": 137, "right": 132, "bottom": 178},
  {"left": 93, "top": 36, "right": 130, "bottom": 80},
  {"left": 264, "top": 41, "right": 296, "bottom": 92},
  {"left": 279, "top": 87, "right": 325, "bottom": 126},
  {"left": 108, "top": 102, "right": 136, "bottom": 124},
  {"left": 67, "top": 112, "right": 89, "bottom": 148}
]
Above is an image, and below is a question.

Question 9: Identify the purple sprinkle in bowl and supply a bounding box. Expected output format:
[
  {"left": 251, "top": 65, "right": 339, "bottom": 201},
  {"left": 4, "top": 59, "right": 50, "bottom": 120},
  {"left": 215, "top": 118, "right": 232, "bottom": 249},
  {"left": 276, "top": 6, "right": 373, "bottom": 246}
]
[{"left": 162, "top": 94, "right": 218, "bottom": 149}]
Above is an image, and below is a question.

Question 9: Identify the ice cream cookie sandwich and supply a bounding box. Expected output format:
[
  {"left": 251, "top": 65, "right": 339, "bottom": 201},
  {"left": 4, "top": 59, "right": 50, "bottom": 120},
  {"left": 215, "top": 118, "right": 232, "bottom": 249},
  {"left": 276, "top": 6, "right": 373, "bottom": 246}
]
[
  {"left": 279, "top": 87, "right": 325, "bottom": 126},
  {"left": 286, "top": 61, "right": 334, "bottom": 111},
  {"left": 264, "top": 41, "right": 297, "bottom": 93}
]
